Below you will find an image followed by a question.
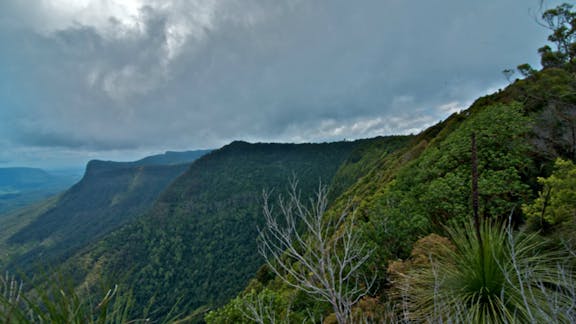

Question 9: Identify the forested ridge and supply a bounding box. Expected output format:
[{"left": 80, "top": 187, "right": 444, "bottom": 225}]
[
  {"left": 206, "top": 91, "right": 574, "bottom": 322},
  {"left": 57, "top": 138, "right": 409, "bottom": 320},
  {"left": 0, "top": 150, "right": 208, "bottom": 274},
  {"left": 208, "top": 4, "right": 576, "bottom": 322}
]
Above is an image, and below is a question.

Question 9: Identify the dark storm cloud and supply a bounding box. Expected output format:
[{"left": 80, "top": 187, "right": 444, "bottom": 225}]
[{"left": 0, "top": 0, "right": 563, "bottom": 166}]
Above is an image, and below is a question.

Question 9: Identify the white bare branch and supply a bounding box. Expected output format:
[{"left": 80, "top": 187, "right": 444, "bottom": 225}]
[{"left": 258, "top": 181, "right": 375, "bottom": 324}]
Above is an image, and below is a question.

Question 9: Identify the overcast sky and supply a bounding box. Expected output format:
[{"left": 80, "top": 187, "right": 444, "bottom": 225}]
[{"left": 0, "top": 0, "right": 563, "bottom": 168}]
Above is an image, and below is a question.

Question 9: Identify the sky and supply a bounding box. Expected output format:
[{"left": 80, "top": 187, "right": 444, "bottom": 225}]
[{"left": 0, "top": 0, "right": 563, "bottom": 168}]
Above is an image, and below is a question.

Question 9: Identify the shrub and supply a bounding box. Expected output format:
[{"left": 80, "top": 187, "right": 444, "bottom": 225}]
[{"left": 403, "top": 220, "right": 576, "bottom": 323}]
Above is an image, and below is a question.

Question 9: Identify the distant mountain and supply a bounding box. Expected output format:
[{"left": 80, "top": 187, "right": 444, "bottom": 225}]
[
  {"left": 63, "top": 138, "right": 410, "bottom": 319},
  {"left": 0, "top": 167, "right": 82, "bottom": 214},
  {"left": 0, "top": 167, "right": 54, "bottom": 188},
  {"left": 0, "top": 150, "right": 209, "bottom": 272}
]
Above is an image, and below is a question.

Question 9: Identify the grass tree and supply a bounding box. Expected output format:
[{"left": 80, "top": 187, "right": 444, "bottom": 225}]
[
  {"left": 405, "top": 220, "right": 575, "bottom": 323},
  {"left": 402, "top": 133, "right": 576, "bottom": 323},
  {"left": 0, "top": 272, "right": 182, "bottom": 323}
]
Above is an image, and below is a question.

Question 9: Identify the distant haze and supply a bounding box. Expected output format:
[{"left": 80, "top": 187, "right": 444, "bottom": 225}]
[{"left": 0, "top": 0, "right": 564, "bottom": 168}]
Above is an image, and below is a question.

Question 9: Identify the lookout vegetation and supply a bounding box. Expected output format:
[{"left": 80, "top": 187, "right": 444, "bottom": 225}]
[
  {"left": 1, "top": 3, "right": 576, "bottom": 324},
  {"left": 206, "top": 3, "right": 576, "bottom": 323}
]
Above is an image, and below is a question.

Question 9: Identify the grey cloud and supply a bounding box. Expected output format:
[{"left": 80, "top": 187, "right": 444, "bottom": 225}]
[{"left": 0, "top": 0, "right": 562, "bottom": 166}]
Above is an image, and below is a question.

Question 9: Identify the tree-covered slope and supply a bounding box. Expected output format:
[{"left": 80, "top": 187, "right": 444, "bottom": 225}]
[
  {"left": 1, "top": 150, "right": 208, "bottom": 273},
  {"left": 209, "top": 49, "right": 576, "bottom": 324},
  {"left": 327, "top": 135, "right": 413, "bottom": 201},
  {"left": 67, "top": 138, "right": 408, "bottom": 319},
  {"left": 1, "top": 4, "right": 574, "bottom": 323},
  {"left": 312, "top": 66, "right": 575, "bottom": 284}
]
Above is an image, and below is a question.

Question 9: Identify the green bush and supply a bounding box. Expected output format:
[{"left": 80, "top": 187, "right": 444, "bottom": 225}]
[{"left": 524, "top": 158, "right": 576, "bottom": 227}]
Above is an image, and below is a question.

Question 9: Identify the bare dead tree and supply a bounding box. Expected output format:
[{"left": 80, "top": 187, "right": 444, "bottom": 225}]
[{"left": 258, "top": 181, "right": 375, "bottom": 324}]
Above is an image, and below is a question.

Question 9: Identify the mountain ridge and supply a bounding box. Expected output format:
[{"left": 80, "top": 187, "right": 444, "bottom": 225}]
[
  {"left": 0, "top": 149, "right": 210, "bottom": 272},
  {"left": 62, "top": 137, "right": 411, "bottom": 318},
  {"left": 206, "top": 63, "right": 576, "bottom": 322}
]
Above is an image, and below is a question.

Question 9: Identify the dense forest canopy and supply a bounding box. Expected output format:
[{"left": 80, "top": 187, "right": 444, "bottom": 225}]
[{"left": 208, "top": 3, "right": 576, "bottom": 323}]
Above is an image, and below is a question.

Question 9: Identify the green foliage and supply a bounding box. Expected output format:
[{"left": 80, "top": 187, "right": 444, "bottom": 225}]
[
  {"left": 205, "top": 288, "right": 289, "bottom": 324},
  {"left": 524, "top": 158, "right": 576, "bottom": 227},
  {"left": 328, "top": 136, "right": 413, "bottom": 201},
  {"left": 0, "top": 272, "right": 180, "bottom": 324},
  {"left": 517, "top": 63, "right": 536, "bottom": 77},
  {"left": 507, "top": 67, "right": 576, "bottom": 164},
  {"left": 539, "top": 45, "right": 566, "bottom": 69},
  {"left": 516, "top": 3, "right": 576, "bottom": 72},
  {"left": 206, "top": 280, "right": 329, "bottom": 324},
  {"left": 0, "top": 197, "right": 60, "bottom": 270},
  {"left": 360, "top": 103, "right": 533, "bottom": 266},
  {"left": 216, "top": 101, "right": 542, "bottom": 322},
  {"left": 2, "top": 154, "right": 204, "bottom": 275},
  {"left": 7, "top": 15, "right": 576, "bottom": 320},
  {"left": 258, "top": 183, "right": 375, "bottom": 324},
  {"left": 405, "top": 220, "right": 575, "bottom": 323},
  {"left": 205, "top": 295, "right": 250, "bottom": 324},
  {"left": 541, "top": 3, "right": 576, "bottom": 67},
  {"left": 209, "top": 20, "right": 576, "bottom": 322},
  {"left": 69, "top": 140, "right": 373, "bottom": 320},
  {"left": 411, "top": 103, "right": 531, "bottom": 222},
  {"left": 216, "top": 57, "right": 576, "bottom": 320}
]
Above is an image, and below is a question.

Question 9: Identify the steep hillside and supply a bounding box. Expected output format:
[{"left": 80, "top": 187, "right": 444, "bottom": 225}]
[
  {"left": 0, "top": 197, "right": 60, "bottom": 271},
  {"left": 2, "top": 4, "right": 575, "bottom": 322},
  {"left": 317, "top": 66, "right": 576, "bottom": 269},
  {"left": 208, "top": 67, "right": 576, "bottom": 322},
  {"left": 327, "top": 135, "right": 413, "bottom": 201},
  {"left": 1, "top": 150, "right": 208, "bottom": 272},
  {"left": 66, "top": 138, "right": 408, "bottom": 319}
]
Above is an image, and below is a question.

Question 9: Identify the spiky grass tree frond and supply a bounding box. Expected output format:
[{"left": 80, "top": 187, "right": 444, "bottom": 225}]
[
  {"left": 0, "top": 272, "right": 28, "bottom": 323},
  {"left": 407, "top": 220, "right": 575, "bottom": 323},
  {"left": 0, "top": 283, "right": 139, "bottom": 324},
  {"left": 0, "top": 272, "right": 182, "bottom": 323}
]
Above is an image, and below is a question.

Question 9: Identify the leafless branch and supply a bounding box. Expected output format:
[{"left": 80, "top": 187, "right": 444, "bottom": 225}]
[{"left": 258, "top": 180, "right": 375, "bottom": 324}]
